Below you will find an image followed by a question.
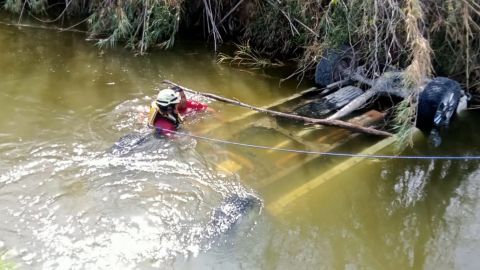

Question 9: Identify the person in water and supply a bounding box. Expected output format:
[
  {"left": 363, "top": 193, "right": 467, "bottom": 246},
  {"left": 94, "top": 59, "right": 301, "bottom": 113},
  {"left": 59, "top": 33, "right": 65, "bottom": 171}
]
[{"left": 147, "top": 86, "right": 208, "bottom": 136}]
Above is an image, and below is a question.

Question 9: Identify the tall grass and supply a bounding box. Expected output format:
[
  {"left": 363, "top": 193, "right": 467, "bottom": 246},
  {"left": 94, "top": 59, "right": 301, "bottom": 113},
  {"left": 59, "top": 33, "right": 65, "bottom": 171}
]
[
  {"left": 88, "top": 0, "right": 183, "bottom": 53},
  {"left": 396, "top": 0, "right": 432, "bottom": 145},
  {"left": 217, "top": 42, "right": 284, "bottom": 69},
  {"left": 2, "top": 0, "right": 477, "bottom": 89},
  {"left": 3, "top": 0, "right": 183, "bottom": 53}
]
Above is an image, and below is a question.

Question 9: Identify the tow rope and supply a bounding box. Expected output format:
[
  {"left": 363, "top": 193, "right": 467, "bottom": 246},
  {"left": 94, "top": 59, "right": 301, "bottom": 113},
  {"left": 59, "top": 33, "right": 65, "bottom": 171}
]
[{"left": 153, "top": 128, "right": 480, "bottom": 161}]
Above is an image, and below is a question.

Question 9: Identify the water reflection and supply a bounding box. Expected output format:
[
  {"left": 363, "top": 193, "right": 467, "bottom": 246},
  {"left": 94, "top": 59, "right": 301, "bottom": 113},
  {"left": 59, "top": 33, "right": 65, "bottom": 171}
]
[{"left": 269, "top": 115, "right": 480, "bottom": 269}]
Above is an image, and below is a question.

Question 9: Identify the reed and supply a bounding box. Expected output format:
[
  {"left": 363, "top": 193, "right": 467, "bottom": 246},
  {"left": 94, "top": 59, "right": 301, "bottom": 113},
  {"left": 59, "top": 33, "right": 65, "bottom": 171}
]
[
  {"left": 394, "top": 0, "right": 432, "bottom": 145},
  {"left": 217, "top": 41, "right": 284, "bottom": 69},
  {"left": 2, "top": 0, "right": 477, "bottom": 87}
]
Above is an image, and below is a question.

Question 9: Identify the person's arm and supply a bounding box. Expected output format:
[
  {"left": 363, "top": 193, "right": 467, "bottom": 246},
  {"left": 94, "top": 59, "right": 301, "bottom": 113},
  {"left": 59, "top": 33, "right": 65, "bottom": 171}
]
[
  {"left": 205, "top": 106, "right": 215, "bottom": 113},
  {"left": 174, "top": 86, "right": 187, "bottom": 112}
]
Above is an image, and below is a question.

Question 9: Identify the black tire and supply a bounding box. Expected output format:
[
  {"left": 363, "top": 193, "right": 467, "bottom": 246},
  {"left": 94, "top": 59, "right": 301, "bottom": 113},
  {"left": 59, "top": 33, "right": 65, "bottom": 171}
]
[
  {"left": 416, "top": 77, "right": 463, "bottom": 134},
  {"left": 315, "top": 47, "right": 357, "bottom": 86}
]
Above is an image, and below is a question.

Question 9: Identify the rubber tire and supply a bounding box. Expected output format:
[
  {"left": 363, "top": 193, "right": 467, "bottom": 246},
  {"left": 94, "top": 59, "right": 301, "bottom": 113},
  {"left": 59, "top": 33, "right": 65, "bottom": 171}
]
[
  {"left": 315, "top": 47, "right": 356, "bottom": 86},
  {"left": 416, "top": 77, "right": 462, "bottom": 134}
]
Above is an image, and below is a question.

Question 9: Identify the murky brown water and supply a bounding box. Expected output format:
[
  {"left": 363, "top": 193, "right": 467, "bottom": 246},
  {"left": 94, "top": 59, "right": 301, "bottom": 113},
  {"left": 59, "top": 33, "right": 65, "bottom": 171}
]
[{"left": 1, "top": 18, "right": 480, "bottom": 270}]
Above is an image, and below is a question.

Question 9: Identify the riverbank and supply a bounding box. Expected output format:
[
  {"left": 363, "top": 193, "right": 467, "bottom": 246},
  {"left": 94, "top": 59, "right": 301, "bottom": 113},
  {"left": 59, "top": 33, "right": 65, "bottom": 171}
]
[{"left": 1, "top": 0, "right": 478, "bottom": 92}]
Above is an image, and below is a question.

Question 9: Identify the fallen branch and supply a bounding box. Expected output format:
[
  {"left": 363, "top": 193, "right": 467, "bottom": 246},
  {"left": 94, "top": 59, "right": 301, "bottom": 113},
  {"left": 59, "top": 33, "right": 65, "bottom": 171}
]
[
  {"left": 327, "top": 89, "right": 378, "bottom": 120},
  {"left": 163, "top": 80, "right": 393, "bottom": 137},
  {"left": 327, "top": 72, "right": 409, "bottom": 120}
]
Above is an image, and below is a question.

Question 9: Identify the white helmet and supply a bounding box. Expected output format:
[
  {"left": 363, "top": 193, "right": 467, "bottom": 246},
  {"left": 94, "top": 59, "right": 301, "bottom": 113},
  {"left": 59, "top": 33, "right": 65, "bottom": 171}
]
[{"left": 156, "top": 88, "right": 180, "bottom": 107}]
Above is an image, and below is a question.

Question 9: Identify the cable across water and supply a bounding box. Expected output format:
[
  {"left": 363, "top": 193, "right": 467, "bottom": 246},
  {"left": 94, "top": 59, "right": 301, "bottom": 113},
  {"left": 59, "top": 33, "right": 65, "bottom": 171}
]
[{"left": 158, "top": 128, "right": 480, "bottom": 161}]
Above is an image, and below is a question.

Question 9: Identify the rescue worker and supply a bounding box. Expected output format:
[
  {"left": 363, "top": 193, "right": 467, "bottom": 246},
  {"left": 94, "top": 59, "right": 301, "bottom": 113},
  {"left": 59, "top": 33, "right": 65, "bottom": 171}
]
[{"left": 147, "top": 86, "right": 208, "bottom": 136}]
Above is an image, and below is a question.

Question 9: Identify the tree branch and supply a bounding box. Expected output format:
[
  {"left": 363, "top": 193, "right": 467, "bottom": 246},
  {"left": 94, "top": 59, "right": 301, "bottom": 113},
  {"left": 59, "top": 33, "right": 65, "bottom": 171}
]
[{"left": 163, "top": 80, "right": 393, "bottom": 137}]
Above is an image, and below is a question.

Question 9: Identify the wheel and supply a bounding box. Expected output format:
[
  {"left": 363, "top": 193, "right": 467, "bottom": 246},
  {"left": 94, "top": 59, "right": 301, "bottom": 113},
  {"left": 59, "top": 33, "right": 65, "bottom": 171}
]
[
  {"left": 315, "top": 46, "right": 357, "bottom": 86},
  {"left": 416, "top": 77, "right": 463, "bottom": 134}
]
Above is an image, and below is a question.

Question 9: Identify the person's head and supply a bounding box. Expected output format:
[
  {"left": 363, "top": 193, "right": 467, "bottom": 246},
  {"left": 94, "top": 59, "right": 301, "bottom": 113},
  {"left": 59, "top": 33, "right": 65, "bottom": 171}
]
[
  {"left": 171, "top": 86, "right": 183, "bottom": 93},
  {"left": 155, "top": 88, "right": 184, "bottom": 126},
  {"left": 156, "top": 88, "right": 180, "bottom": 113}
]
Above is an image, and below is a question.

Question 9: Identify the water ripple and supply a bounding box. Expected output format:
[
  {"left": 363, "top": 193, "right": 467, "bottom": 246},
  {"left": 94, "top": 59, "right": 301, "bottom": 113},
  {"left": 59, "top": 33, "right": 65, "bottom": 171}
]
[{"left": 0, "top": 126, "right": 261, "bottom": 269}]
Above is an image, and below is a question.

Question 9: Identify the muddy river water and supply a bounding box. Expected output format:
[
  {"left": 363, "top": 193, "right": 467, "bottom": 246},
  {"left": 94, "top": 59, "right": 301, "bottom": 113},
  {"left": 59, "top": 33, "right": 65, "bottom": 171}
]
[{"left": 1, "top": 21, "right": 480, "bottom": 270}]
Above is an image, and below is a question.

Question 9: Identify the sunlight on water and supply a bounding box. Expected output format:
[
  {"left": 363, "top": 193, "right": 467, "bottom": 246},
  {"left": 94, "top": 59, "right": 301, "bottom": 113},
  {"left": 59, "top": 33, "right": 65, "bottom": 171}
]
[{"left": 0, "top": 101, "right": 262, "bottom": 268}]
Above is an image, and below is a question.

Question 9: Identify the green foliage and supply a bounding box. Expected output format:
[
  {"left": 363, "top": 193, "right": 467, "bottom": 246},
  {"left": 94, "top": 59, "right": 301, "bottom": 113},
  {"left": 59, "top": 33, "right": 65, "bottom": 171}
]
[
  {"left": 3, "top": 0, "right": 182, "bottom": 54},
  {"left": 217, "top": 42, "right": 284, "bottom": 69},
  {"left": 244, "top": 0, "right": 310, "bottom": 56},
  {"left": 0, "top": 258, "right": 15, "bottom": 270},
  {"left": 322, "top": 3, "right": 350, "bottom": 48},
  {"left": 3, "top": 0, "right": 22, "bottom": 13},
  {"left": 393, "top": 98, "right": 416, "bottom": 150},
  {"left": 88, "top": 0, "right": 182, "bottom": 53},
  {"left": 2, "top": 0, "right": 479, "bottom": 94},
  {"left": 3, "top": 0, "right": 47, "bottom": 14}
]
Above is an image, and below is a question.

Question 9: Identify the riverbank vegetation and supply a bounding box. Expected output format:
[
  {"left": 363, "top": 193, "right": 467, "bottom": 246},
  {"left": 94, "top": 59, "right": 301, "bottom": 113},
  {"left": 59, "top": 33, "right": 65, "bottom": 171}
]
[
  {"left": 0, "top": 258, "right": 14, "bottom": 270},
  {"left": 1, "top": 0, "right": 479, "bottom": 140}
]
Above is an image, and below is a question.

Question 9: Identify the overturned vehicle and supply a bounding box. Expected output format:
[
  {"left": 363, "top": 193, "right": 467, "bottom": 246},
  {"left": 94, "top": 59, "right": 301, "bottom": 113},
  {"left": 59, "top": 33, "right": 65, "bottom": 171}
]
[{"left": 294, "top": 47, "right": 470, "bottom": 146}]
